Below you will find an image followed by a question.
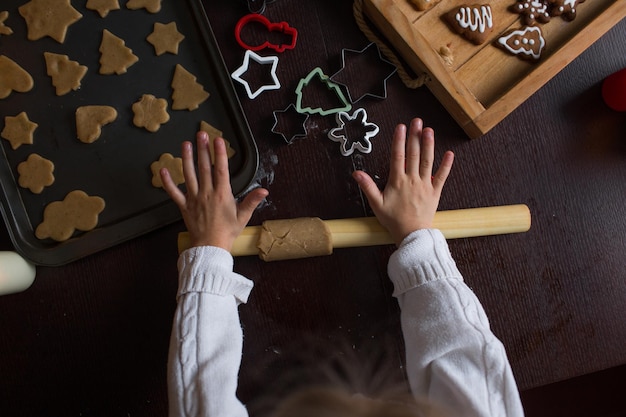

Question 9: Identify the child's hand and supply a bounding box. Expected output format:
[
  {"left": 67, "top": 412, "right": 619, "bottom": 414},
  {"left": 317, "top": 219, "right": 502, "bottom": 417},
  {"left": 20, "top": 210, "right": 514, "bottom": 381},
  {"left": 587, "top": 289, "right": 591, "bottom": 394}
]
[
  {"left": 160, "top": 131, "right": 268, "bottom": 252},
  {"left": 352, "top": 118, "right": 454, "bottom": 246}
]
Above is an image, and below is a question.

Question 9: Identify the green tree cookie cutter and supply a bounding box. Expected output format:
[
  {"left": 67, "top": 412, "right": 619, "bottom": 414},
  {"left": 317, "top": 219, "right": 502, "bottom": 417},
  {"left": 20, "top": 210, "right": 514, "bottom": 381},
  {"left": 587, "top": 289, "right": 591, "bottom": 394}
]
[{"left": 295, "top": 67, "right": 352, "bottom": 116}]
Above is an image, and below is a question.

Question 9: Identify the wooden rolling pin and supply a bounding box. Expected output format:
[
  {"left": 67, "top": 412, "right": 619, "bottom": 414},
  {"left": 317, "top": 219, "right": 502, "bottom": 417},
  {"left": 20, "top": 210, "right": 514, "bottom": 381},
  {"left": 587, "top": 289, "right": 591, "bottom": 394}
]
[{"left": 178, "top": 204, "right": 531, "bottom": 259}]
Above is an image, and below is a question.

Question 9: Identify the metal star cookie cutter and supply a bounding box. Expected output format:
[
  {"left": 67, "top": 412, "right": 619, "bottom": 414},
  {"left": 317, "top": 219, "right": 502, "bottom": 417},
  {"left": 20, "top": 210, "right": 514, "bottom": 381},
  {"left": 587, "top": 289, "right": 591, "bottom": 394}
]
[
  {"left": 295, "top": 67, "right": 352, "bottom": 116},
  {"left": 231, "top": 49, "right": 280, "bottom": 99},
  {"left": 330, "top": 43, "right": 397, "bottom": 104},
  {"left": 271, "top": 103, "right": 309, "bottom": 144},
  {"left": 328, "top": 108, "right": 379, "bottom": 156}
]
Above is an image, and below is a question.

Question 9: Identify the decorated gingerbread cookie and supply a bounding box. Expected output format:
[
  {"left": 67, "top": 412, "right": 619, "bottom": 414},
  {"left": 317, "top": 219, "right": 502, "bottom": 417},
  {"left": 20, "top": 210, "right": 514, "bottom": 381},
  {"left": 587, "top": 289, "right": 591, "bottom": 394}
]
[
  {"left": 497, "top": 26, "right": 546, "bottom": 61},
  {"left": 444, "top": 4, "right": 494, "bottom": 45},
  {"left": 511, "top": 0, "right": 551, "bottom": 25},
  {"left": 549, "top": 0, "right": 585, "bottom": 21}
]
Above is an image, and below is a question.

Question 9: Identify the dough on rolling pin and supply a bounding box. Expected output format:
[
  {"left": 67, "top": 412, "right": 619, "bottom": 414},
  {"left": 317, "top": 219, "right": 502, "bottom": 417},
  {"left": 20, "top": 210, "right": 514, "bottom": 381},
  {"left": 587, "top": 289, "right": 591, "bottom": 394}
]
[{"left": 257, "top": 217, "right": 332, "bottom": 261}]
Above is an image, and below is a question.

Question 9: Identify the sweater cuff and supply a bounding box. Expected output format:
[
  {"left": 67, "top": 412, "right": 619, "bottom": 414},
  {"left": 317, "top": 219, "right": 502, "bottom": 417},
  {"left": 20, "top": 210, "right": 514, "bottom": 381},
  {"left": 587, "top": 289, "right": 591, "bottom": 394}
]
[
  {"left": 387, "top": 229, "right": 462, "bottom": 297},
  {"left": 177, "top": 246, "right": 254, "bottom": 304}
]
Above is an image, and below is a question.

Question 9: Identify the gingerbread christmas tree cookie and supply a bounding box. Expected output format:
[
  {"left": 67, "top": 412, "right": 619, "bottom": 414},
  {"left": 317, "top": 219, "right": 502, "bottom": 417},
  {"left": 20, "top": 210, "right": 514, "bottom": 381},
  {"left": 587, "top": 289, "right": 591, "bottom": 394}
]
[
  {"left": 171, "top": 64, "right": 210, "bottom": 111},
  {"left": 17, "top": 153, "right": 55, "bottom": 194},
  {"left": 132, "top": 94, "right": 170, "bottom": 132},
  {"left": 147, "top": 22, "right": 185, "bottom": 56},
  {"left": 1, "top": 112, "right": 38, "bottom": 150},
  {"left": 86, "top": 0, "right": 121, "bottom": 18},
  {"left": 99, "top": 29, "right": 139, "bottom": 75},
  {"left": 18, "top": 0, "right": 82, "bottom": 43},
  {"left": 0, "top": 55, "right": 34, "bottom": 99},
  {"left": 44, "top": 52, "right": 88, "bottom": 96},
  {"left": 126, "top": 0, "right": 162, "bottom": 13},
  {"left": 497, "top": 26, "right": 546, "bottom": 60},
  {"left": 0, "top": 11, "right": 13, "bottom": 36}
]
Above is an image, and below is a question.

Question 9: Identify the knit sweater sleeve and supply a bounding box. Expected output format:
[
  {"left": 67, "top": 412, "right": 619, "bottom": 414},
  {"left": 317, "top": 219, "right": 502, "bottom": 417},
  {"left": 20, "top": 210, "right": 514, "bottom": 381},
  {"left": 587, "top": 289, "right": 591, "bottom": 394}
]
[
  {"left": 388, "top": 229, "right": 524, "bottom": 417},
  {"left": 168, "top": 246, "right": 252, "bottom": 417}
]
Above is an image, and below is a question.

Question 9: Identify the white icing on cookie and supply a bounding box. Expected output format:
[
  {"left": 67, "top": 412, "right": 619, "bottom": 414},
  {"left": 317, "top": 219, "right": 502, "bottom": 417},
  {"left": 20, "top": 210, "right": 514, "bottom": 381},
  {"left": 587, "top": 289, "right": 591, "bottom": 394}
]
[
  {"left": 498, "top": 26, "right": 546, "bottom": 60},
  {"left": 455, "top": 5, "right": 493, "bottom": 33}
]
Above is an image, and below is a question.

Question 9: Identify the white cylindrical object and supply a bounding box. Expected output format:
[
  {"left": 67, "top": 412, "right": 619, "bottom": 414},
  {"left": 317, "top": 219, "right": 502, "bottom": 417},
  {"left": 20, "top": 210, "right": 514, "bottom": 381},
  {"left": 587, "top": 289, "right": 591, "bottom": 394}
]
[{"left": 0, "top": 251, "right": 36, "bottom": 296}]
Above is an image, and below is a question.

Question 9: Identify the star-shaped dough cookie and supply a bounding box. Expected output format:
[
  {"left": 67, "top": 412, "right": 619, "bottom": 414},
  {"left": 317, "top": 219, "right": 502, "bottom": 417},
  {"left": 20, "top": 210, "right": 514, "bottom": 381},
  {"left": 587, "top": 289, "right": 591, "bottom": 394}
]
[
  {"left": 18, "top": 0, "right": 82, "bottom": 43},
  {"left": 132, "top": 94, "right": 170, "bottom": 132},
  {"left": 17, "top": 153, "right": 55, "bottom": 194},
  {"left": 126, "top": 0, "right": 162, "bottom": 13},
  {"left": 86, "top": 0, "right": 121, "bottom": 18},
  {"left": 1, "top": 112, "right": 38, "bottom": 150},
  {"left": 0, "top": 11, "right": 13, "bottom": 36},
  {"left": 147, "top": 22, "right": 185, "bottom": 56}
]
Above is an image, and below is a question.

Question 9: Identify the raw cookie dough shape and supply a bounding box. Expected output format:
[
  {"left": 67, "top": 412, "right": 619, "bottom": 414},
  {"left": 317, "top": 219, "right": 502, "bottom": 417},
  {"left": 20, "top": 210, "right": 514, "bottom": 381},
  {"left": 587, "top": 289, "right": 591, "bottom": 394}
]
[
  {"left": 132, "top": 94, "right": 170, "bottom": 132},
  {"left": 1, "top": 112, "right": 38, "bottom": 150},
  {"left": 330, "top": 43, "right": 397, "bottom": 103},
  {"left": 0, "top": 55, "right": 34, "bottom": 99},
  {"left": 126, "top": 0, "right": 162, "bottom": 13},
  {"left": 295, "top": 67, "right": 352, "bottom": 116},
  {"left": 86, "top": 0, "right": 121, "bottom": 18},
  {"left": 0, "top": 11, "right": 13, "bottom": 35},
  {"left": 44, "top": 52, "right": 88, "bottom": 96},
  {"left": 444, "top": 4, "right": 494, "bottom": 45},
  {"left": 231, "top": 50, "right": 280, "bottom": 99},
  {"left": 150, "top": 153, "right": 183, "bottom": 188},
  {"left": 17, "top": 153, "right": 55, "bottom": 194},
  {"left": 328, "top": 108, "right": 379, "bottom": 156},
  {"left": 76, "top": 105, "right": 117, "bottom": 143},
  {"left": 510, "top": 0, "right": 551, "bottom": 26},
  {"left": 171, "top": 64, "right": 210, "bottom": 111},
  {"left": 257, "top": 218, "right": 333, "bottom": 261},
  {"left": 271, "top": 103, "right": 309, "bottom": 144},
  {"left": 199, "top": 121, "right": 236, "bottom": 164},
  {"left": 18, "top": 0, "right": 82, "bottom": 43},
  {"left": 35, "top": 190, "right": 105, "bottom": 242},
  {"left": 497, "top": 26, "right": 546, "bottom": 61},
  {"left": 147, "top": 21, "right": 185, "bottom": 56},
  {"left": 99, "top": 29, "right": 139, "bottom": 75}
]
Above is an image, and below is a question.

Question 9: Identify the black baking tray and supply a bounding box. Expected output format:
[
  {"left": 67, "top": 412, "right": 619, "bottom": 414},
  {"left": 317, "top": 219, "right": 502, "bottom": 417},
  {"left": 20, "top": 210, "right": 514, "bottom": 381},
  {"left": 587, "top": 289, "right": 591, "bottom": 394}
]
[{"left": 0, "top": 0, "right": 258, "bottom": 266}]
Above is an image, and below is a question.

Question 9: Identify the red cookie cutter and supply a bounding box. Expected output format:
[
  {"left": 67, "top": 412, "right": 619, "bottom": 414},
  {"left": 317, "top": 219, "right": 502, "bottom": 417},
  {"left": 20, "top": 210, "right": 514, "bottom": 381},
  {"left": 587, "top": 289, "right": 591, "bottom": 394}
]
[{"left": 235, "top": 13, "right": 298, "bottom": 53}]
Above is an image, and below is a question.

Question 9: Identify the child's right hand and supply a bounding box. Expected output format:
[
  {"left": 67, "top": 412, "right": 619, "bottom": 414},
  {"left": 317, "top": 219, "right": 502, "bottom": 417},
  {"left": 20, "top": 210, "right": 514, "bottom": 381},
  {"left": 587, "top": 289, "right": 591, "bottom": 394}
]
[{"left": 352, "top": 118, "right": 454, "bottom": 246}]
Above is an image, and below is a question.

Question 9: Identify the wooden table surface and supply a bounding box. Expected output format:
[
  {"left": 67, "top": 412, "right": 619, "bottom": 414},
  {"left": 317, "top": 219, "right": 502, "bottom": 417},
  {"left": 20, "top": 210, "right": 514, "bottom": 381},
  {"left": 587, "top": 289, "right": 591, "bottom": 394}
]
[{"left": 1, "top": 1, "right": 625, "bottom": 416}]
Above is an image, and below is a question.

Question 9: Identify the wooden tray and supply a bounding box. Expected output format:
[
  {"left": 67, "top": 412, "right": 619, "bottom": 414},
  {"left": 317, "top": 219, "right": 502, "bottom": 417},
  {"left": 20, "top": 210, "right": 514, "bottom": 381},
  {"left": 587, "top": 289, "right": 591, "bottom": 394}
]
[{"left": 363, "top": 0, "right": 626, "bottom": 138}]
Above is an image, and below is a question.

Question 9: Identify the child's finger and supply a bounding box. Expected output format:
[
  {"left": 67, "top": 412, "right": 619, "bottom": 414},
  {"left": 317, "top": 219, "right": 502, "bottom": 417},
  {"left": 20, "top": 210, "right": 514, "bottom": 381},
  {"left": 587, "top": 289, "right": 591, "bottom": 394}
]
[
  {"left": 406, "top": 118, "right": 423, "bottom": 178},
  {"left": 160, "top": 168, "right": 187, "bottom": 208},
  {"left": 213, "top": 137, "right": 231, "bottom": 190},
  {"left": 389, "top": 123, "right": 407, "bottom": 182},
  {"left": 196, "top": 132, "right": 213, "bottom": 194},
  {"left": 353, "top": 170, "right": 383, "bottom": 211},
  {"left": 181, "top": 141, "right": 198, "bottom": 196},
  {"left": 418, "top": 127, "right": 435, "bottom": 180},
  {"left": 432, "top": 151, "right": 454, "bottom": 191},
  {"left": 237, "top": 188, "right": 269, "bottom": 227}
]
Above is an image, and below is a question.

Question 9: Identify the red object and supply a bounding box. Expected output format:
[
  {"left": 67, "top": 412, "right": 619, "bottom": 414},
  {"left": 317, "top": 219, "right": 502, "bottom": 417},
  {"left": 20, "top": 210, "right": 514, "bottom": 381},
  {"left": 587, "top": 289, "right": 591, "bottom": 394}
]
[
  {"left": 235, "top": 14, "right": 298, "bottom": 53},
  {"left": 602, "top": 67, "right": 626, "bottom": 111}
]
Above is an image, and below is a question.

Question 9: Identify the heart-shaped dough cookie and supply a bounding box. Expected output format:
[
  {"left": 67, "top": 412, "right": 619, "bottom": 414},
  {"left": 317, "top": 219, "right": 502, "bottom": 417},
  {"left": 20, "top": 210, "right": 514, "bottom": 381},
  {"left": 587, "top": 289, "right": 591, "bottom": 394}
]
[
  {"left": 76, "top": 105, "right": 118, "bottom": 143},
  {"left": 0, "top": 55, "right": 34, "bottom": 99}
]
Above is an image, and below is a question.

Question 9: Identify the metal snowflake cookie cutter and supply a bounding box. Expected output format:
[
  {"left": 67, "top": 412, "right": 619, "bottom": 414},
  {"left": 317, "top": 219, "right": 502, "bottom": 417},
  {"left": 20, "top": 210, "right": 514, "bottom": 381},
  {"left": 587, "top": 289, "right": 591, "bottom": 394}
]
[
  {"left": 295, "top": 67, "right": 352, "bottom": 116},
  {"left": 231, "top": 50, "right": 280, "bottom": 99},
  {"left": 271, "top": 103, "right": 309, "bottom": 144},
  {"left": 330, "top": 43, "right": 397, "bottom": 104},
  {"left": 328, "top": 108, "right": 379, "bottom": 156}
]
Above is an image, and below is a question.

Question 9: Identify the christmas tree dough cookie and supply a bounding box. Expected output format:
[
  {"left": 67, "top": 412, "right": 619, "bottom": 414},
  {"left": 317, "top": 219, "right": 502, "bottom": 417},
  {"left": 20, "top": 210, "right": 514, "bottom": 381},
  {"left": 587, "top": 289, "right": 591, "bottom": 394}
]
[
  {"left": 99, "top": 29, "right": 139, "bottom": 75},
  {"left": 18, "top": 0, "right": 82, "bottom": 43},
  {"left": 1, "top": 112, "right": 38, "bottom": 150},
  {"left": 171, "top": 64, "right": 210, "bottom": 111},
  {"left": 17, "top": 153, "right": 55, "bottom": 194},
  {"left": 44, "top": 52, "right": 88, "bottom": 96},
  {"left": 86, "top": 0, "right": 121, "bottom": 18},
  {"left": 0, "top": 55, "right": 34, "bottom": 99},
  {"left": 132, "top": 94, "right": 170, "bottom": 132},
  {"left": 147, "top": 21, "right": 185, "bottom": 56},
  {"left": 0, "top": 11, "right": 13, "bottom": 36},
  {"left": 199, "top": 121, "right": 236, "bottom": 164},
  {"left": 76, "top": 105, "right": 118, "bottom": 143}
]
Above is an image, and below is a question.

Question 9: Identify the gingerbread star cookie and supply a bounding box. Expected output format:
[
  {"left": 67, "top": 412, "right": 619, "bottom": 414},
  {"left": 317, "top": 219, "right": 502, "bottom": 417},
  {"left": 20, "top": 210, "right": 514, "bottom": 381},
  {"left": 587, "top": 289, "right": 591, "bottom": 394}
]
[
  {"left": 35, "top": 190, "right": 106, "bottom": 241},
  {"left": 126, "top": 0, "right": 162, "bottom": 13},
  {"left": 99, "top": 29, "right": 139, "bottom": 75},
  {"left": 44, "top": 52, "right": 88, "bottom": 96},
  {"left": 86, "top": 0, "right": 121, "bottom": 18},
  {"left": 150, "top": 153, "right": 183, "bottom": 188},
  {"left": 18, "top": 0, "right": 82, "bottom": 43},
  {"left": 0, "top": 55, "right": 34, "bottom": 99},
  {"left": 17, "top": 153, "right": 55, "bottom": 194},
  {"left": 200, "top": 121, "right": 236, "bottom": 164},
  {"left": 132, "top": 94, "right": 170, "bottom": 132},
  {"left": 0, "top": 11, "right": 13, "bottom": 36},
  {"left": 511, "top": 0, "right": 551, "bottom": 25},
  {"left": 171, "top": 64, "right": 210, "bottom": 111},
  {"left": 147, "top": 22, "right": 185, "bottom": 56},
  {"left": 76, "top": 105, "right": 118, "bottom": 143},
  {"left": 549, "top": 0, "right": 585, "bottom": 21},
  {"left": 2, "top": 112, "right": 38, "bottom": 150}
]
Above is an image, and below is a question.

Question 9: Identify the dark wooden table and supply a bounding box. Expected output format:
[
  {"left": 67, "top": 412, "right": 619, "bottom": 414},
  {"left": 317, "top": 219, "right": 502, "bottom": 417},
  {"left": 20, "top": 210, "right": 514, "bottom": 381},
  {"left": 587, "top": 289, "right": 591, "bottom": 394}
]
[{"left": 1, "top": 1, "right": 625, "bottom": 416}]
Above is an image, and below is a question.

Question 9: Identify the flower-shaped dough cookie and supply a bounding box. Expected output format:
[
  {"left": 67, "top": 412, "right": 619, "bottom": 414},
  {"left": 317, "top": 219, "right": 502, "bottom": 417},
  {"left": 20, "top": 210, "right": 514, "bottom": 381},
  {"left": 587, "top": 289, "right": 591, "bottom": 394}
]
[
  {"left": 17, "top": 153, "right": 55, "bottom": 194},
  {"left": 132, "top": 94, "right": 170, "bottom": 132},
  {"left": 150, "top": 153, "right": 183, "bottom": 188},
  {"left": 35, "top": 190, "right": 105, "bottom": 241}
]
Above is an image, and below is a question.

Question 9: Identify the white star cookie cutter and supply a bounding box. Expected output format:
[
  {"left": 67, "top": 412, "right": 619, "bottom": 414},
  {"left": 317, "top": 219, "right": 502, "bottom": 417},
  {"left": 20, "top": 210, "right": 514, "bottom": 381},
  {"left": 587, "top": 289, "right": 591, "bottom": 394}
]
[
  {"left": 231, "top": 49, "right": 280, "bottom": 99},
  {"left": 328, "top": 108, "right": 379, "bottom": 156}
]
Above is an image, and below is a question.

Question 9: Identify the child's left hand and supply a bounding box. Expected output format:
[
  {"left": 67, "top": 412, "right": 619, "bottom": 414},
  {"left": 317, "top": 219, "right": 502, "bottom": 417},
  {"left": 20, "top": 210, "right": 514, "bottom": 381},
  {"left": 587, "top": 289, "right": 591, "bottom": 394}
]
[{"left": 160, "top": 131, "right": 268, "bottom": 252}]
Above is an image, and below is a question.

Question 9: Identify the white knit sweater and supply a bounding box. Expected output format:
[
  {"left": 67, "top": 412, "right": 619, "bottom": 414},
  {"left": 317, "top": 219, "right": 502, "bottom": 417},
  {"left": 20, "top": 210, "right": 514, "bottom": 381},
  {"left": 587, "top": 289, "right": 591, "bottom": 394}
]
[{"left": 168, "top": 229, "right": 524, "bottom": 417}]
